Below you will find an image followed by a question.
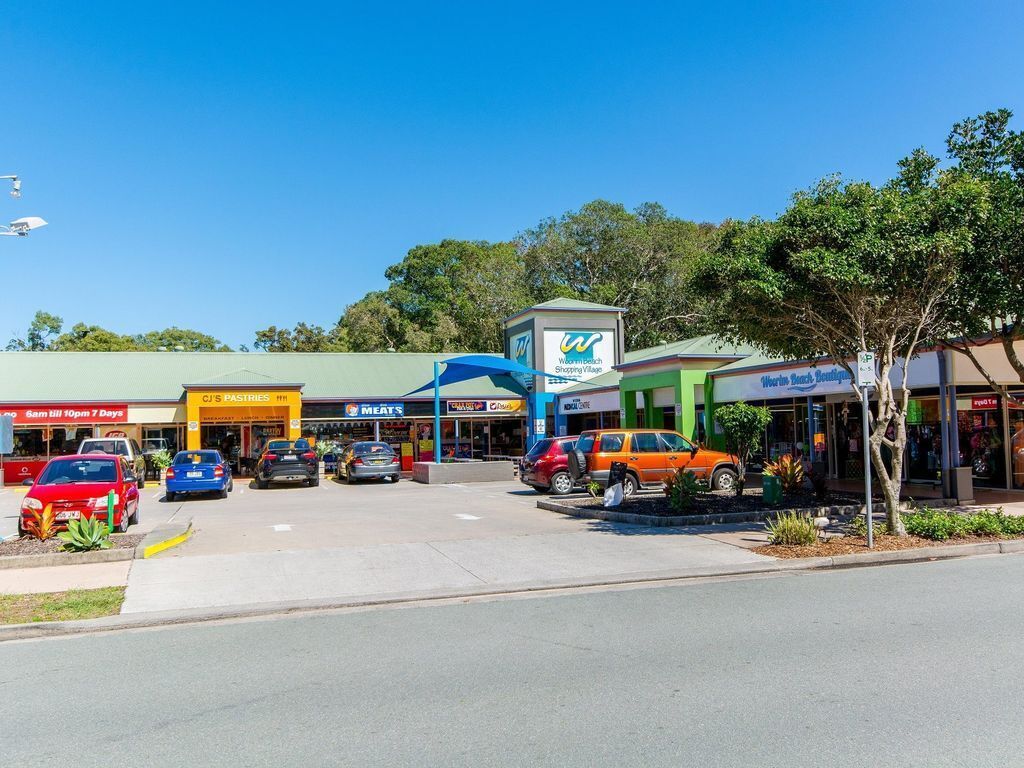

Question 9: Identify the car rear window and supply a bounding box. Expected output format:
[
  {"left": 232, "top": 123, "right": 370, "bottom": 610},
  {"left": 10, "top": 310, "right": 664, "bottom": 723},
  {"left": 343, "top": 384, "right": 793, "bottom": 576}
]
[
  {"left": 267, "top": 440, "right": 293, "bottom": 451},
  {"left": 174, "top": 451, "right": 222, "bottom": 465},
  {"left": 37, "top": 458, "right": 117, "bottom": 485},
  {"left": 526, "top": 439, "right": 553, "bottom": 459},
  {"left": 352, "top": 442, "right": 394, "bottom": 455},
  {"left": 575, "top": 433, "right": 596, "bottom": 453},
  {"left": 598, "top": 433, "right": 625, "bottom": 452},
  {"left": 81, "top": 440, "right": 129, "bottom": 457}
]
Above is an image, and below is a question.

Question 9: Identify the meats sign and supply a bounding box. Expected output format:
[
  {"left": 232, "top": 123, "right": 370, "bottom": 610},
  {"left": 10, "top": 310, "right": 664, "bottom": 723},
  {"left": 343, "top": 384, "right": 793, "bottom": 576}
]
[{"left": 0, "top": 404, "right": 129, "bottom": 424}]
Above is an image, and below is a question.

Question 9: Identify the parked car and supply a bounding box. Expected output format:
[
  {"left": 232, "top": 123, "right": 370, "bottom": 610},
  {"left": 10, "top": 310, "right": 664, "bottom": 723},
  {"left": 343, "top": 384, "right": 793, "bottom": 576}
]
[
  {"left": 78, "top": 437, "right": 147, "bottom": 489},
  {"left": 165, "top": 450, "right": 233, "bottom": 501},
  {"left": 336, "top": 441, "right": 400, "bottom": 484},
  {"left": 254, "top": 439, "right": 319, "bottom": 488},
  {"left": 18, "top": 454, "right": 140, "bottom": 535},
  {"left": 520, "top": 436, "right": 578, "bottom": 495},
  {"left": 567, "top": 428, "right": 739, "bottom": 497}
]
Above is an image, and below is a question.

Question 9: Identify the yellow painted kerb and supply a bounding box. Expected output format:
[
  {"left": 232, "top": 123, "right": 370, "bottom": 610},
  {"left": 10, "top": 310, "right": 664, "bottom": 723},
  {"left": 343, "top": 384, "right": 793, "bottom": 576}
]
[{"left": 142, "top": 524, "right": 194, "bottom": 558}]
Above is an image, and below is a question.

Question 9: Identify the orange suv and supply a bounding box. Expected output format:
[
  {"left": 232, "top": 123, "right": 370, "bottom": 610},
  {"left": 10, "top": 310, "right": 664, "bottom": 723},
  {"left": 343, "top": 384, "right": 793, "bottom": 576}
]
[{"left": 568, "top": 429, "right": 738, "bottom": 497}]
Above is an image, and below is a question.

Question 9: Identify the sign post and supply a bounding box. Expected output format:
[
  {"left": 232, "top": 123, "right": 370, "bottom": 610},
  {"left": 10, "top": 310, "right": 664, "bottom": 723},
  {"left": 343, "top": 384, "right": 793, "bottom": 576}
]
[{"left": 855, "top": 351, "right": 876, "bottom": 548}]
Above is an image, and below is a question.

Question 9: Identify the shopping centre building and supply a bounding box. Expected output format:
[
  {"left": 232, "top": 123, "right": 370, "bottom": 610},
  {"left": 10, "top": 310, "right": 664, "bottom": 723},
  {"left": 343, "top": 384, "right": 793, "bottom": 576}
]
[{"left": 1, "top": 297, "right": 1022, "bottom": 495}]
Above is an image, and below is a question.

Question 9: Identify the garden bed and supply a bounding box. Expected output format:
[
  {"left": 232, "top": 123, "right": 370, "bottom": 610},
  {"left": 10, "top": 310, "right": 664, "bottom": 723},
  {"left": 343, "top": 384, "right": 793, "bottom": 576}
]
[
  {"left": 0, "top": 534, "right": 144, "bottom": 558},
  {"left": 560, "top": 486, "right": 869, "bottom": 517},
  {"left": 755, "top": 534, "right": 1003, "bottom": 558}
]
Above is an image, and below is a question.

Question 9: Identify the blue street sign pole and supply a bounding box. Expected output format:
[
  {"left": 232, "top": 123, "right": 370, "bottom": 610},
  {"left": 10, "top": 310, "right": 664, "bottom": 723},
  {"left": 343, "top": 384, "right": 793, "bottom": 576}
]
[{"left": 433, "top": 361, "right": 442, "bottom": 464}]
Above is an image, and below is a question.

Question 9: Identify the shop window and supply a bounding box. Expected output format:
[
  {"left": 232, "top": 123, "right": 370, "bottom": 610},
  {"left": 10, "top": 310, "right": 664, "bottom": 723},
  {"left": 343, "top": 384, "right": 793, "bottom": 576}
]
[
  {"left": 906, "top": 398, "right": 942, "bottom": 483},
  {"left": 958, "top": 400, "right": 1005, "bottom": 488},
  {"left": 11, "top": 428, "right": 46, "bottom": 457},
  {"left": 1010, "top": 404, "right": 1024, "bottom": 491}
]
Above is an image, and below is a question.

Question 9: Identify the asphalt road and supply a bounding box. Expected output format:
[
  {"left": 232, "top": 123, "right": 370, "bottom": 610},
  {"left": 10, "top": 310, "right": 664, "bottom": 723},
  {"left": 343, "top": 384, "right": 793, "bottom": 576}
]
[{"left": 3, "top": 554, "right": 1023, "bottom": 767}]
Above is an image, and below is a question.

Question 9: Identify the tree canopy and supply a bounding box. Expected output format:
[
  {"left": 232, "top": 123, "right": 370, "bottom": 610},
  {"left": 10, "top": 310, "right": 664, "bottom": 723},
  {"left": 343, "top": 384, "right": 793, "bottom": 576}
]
[
  {"left": 6, "top": 311, "right": 231, "bottom": 352},
  {"left": 695, "top": 162, "right": 988, "bottom": 531}
]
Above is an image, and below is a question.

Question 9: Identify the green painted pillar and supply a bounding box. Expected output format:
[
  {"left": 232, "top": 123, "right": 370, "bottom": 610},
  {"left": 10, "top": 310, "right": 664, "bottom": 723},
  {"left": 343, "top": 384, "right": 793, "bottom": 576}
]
[
  {"left": 643, "top": 389, "right": 657, "bottom": 430},
  {"left": 675, "top": 378, "right": 696, "bottom": 440},
  {"left": 620, "top": 389, "right": 637, "bottom": 428}
]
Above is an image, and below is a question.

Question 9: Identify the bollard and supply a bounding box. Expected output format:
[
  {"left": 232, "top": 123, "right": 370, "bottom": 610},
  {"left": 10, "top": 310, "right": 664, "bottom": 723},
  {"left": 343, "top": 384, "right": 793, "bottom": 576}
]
[{"left": 107, "top": 489, "right": 115, "bottom": 534}]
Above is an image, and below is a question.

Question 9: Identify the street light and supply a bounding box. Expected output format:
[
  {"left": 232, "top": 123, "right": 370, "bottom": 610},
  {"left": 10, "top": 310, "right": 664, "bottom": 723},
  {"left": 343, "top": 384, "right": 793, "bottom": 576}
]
[
  {"left": 1, "top": 174, "right": 46, "bottom": 237},
  {"left": 0, "top": 216, "right": 48, "bottom": 237},
  {"left": 1, "top": 175, "right": 20, "bottom": 198}
]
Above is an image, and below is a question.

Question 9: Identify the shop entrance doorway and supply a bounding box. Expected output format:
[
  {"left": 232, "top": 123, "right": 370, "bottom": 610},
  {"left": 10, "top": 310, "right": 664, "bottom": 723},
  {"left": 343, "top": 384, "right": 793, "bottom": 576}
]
[{"left": 201, "top": 424, "right": 243, "bottom": 471}]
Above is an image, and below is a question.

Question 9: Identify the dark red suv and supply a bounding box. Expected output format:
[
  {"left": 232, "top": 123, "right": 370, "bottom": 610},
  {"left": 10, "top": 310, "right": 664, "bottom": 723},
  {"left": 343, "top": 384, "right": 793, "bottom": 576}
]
[{"left": 520, "top": 436, "right": 578, "bottom": 495}]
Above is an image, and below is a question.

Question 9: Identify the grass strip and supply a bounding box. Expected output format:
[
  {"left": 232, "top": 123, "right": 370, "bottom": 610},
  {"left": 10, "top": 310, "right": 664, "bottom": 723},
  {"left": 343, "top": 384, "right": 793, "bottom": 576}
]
[{"left": 0, "top": 586, "right": 126, "bottom": 625}]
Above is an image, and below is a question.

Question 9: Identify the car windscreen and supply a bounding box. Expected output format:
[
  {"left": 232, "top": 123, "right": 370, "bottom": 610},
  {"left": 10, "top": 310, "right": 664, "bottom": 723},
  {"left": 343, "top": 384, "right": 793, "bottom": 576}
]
[
  {"left": 81, "top": 440, "right": 129, "bottom": 457},
  {"left": 525, "top": 439, "right": 553, "bottom": 459},
  {"left": 352, "top": 442, "right": 394, "bottom": 456},
  {"left": 174, "top": 451, "right": 222, "bottom": 465},
  {"left": 575, "top": 433, "right": 596, "bottom": 453},
  {"left": 37, "top": 458, "right": 117, "bottom": 485}
]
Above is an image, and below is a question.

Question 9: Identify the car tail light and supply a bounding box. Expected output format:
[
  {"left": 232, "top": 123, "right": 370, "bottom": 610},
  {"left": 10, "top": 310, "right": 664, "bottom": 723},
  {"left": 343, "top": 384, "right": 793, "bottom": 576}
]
[
  {"left": 261, "top": 453, "right": 275, "bottom": 462},
  {"left": 301, "top": 452, "right": 317, "bottom": 460},
  {"left": 352, "top": 457, "right": 363, "bottom": 466},
  {"left": 165, "top": 468, "right": 175, "bottom": 479},
  {"left": 214, "top": 465, "right": 224, "bottom": 478}
]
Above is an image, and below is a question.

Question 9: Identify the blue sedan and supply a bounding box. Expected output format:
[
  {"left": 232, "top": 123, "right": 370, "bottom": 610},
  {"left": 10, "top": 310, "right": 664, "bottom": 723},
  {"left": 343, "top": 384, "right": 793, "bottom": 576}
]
[{"left": 165, "top": 450, "right": 233, "bottom": 501}]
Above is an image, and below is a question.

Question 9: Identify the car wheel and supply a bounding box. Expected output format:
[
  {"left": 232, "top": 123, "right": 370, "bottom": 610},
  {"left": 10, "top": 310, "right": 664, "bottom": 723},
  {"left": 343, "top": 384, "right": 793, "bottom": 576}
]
[
  {"left": 549, "top": 471, "right": 574, "bottom": 496},
  {"left": 309, "top": 476, "right": 320, "bottom": 487},
  {"left": 219, "top": 487, "right": 229, "bottom": 499},
  {"left": 345, "top": 470, "right": 355, "bottom": 485},
  {"left": 257, "top": 477, "right": 269, "bottom": 490},
  {"left": 165, "top": 491, "right": 175, "bottom": 502},
  {"left": 138, "top": 475, "right": 146, "bottom": 490},
  {"left": 711, "top": 467, "right": 738, "bottom": 492},
  {"left": 129, "top": 504, "right": 139, "bottom": 525},
  {"left": 227, "top": 478, "right": 234, "bottom": 492},
  {"left": 391, "top": 474, "right": 400, "bottom": 483},
  {"left": 118, "top": 509, "right": 129, "bottom": 533},
  {"left": 621, "top": 473, "right": 638, "bottom": 498}
]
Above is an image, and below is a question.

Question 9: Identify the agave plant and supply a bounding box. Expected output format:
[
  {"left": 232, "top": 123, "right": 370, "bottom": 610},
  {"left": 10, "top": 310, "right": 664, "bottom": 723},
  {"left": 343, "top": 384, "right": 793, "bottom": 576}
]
[
  {"left": 58, "top": 516, "right": 113, "bottom": 552},
  {"left": 763, "top": 454, "right": 805, "bottom": 493},
  {"left": 24, "top": 505, "right": 58, "bottom": 541}
]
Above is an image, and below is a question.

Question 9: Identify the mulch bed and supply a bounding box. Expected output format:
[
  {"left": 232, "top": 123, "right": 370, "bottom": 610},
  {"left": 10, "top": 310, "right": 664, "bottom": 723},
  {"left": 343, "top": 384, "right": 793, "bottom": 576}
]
[
  {"left": 755, "top": 534, "right": 1001, "bottom": 559},
  {"left": 562, "top": 486, "right": 869, "bottom": 517},
  {"left": 0, "top": 534, "right": 144, "bottom": 557}
]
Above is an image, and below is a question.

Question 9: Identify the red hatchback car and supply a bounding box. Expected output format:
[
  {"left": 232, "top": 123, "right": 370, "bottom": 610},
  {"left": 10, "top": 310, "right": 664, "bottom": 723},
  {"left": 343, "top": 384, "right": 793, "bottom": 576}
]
[
  {"left": 520, "top": 436, "right": 578, "bottom": 495},
  {"left": 18, "top": 454, "right": 141, "bottom": 536}
]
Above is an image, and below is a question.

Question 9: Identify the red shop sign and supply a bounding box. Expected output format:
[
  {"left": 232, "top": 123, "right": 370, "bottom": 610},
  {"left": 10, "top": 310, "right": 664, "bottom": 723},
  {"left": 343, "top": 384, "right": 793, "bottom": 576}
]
[
  {"left": 0, "top": 404, "right": 129, "bottom": 425},
  {"left": 971, "top": 396, "right": 999, "bottom": 410}
]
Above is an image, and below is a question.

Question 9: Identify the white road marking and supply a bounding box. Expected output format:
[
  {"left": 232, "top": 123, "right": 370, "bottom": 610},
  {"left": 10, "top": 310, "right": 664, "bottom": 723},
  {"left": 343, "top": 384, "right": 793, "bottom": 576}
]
[
  {"left": 454, "top": 514, "right": 481, "bottom": 520},
  {"left": 271, "top": 524, "right": 292, "bottom": 532}
]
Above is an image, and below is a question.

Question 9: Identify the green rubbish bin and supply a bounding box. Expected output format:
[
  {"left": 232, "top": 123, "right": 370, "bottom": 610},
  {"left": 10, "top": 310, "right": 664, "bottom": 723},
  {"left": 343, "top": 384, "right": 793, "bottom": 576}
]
[{"left": 762, "top": 474, "right": 782, "bottom": 505}]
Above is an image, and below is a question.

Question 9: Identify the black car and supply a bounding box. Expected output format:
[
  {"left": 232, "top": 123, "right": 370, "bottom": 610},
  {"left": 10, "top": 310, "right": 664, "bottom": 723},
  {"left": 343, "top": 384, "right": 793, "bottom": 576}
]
[
  {"left": 254, "top": 439, "right": 319, "bottom": 488},
  {"left": 336, "top": 441, "right": 401, "bottom": 484}
]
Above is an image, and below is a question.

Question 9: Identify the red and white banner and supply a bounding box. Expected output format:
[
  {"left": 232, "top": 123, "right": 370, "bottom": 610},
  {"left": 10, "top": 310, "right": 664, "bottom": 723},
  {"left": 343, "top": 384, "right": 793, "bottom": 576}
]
[{"left": 0, "top": 404, "right": 129, "bottom": 425}]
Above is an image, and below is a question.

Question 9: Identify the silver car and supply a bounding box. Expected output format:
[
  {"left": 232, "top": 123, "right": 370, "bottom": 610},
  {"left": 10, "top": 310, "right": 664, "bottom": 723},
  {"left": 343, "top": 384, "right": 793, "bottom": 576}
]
[{"left": 336, "top": 441, "right": 401, "bottom": 484}]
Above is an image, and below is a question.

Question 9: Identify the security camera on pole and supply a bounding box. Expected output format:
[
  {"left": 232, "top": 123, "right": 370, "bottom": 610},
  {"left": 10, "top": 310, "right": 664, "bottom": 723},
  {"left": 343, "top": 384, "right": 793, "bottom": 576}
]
[
  {"left": 856, "top": 351, "right": 876, "bottom": 548},
  {"left": 0, "top": 175, "right": 48, "bottom": 237}
]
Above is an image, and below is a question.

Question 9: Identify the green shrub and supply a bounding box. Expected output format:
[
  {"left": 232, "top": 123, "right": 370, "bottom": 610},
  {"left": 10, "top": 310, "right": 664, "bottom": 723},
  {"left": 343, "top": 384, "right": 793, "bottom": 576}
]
[
  {"left": 666, "top": 470, "right": 706, "bottom": 512},
  {"left": 848, "top": 515, "right": 889, "bottom": 538},
  {"left": 586, "top": 480, "right": 602, "bottom": 498},
  {"left": 765, "top": 511, "right": 818, "bottom": 545},
  {"left": 902, "top": 507, "right": 1024, "bottom": 541},
  {"left": 763, "top": 454, "right": 805, "bottom": 493},
  {"left": 149, "top": 449, "right": 173, "bottom": 473},
  {"left": 58, "top": 516, "right": 113, "bottom": 552}
]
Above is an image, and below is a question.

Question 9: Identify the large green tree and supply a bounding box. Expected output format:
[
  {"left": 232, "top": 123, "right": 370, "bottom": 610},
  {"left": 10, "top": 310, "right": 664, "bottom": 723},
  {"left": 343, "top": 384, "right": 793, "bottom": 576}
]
[
  {"left": 696, "top": 163, "right": 987, "bottom": 533},
  {"left": 941, "top": 109, "right": 1024, "bottom": 405},
  {"left": 6, "top": 311, "right": 230, "bottom": 351},
  {"left": 5, "top": 310, "right": 63, "bottom": 350},
  {"left": 519, "top": 200, "right": 718, "bottom": 348},
  {"left": 253, "top": 322, "right": 348, "bottom": 352}
]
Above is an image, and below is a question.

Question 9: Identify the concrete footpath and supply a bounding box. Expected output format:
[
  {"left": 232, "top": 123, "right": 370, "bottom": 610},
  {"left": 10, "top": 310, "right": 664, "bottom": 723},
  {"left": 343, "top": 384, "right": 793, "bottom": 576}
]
[
  {"left": 0, "top": 561, "right": 131, "bottom": 594},
  {"left": 121, "top": 527, "right": 769, "bottom": 613}
]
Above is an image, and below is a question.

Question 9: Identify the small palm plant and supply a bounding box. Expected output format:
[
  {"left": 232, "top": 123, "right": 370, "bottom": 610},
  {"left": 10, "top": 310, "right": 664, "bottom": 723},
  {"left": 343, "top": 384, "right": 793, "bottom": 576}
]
[{"left": 763, "top": 454, "right": 805, "bottom": 493}]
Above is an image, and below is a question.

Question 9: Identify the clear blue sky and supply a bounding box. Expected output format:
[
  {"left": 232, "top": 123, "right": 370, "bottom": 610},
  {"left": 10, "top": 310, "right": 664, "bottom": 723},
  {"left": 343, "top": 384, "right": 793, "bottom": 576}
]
[{"left": 4, "top": 1, "right": 1022, "bottom": 348}]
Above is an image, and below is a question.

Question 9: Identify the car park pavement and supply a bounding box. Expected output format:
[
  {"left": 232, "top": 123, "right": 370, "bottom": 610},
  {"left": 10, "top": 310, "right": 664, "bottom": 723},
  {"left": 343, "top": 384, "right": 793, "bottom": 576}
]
[{"left": 120, "top": 477, "right": 771, "bottom": 614}]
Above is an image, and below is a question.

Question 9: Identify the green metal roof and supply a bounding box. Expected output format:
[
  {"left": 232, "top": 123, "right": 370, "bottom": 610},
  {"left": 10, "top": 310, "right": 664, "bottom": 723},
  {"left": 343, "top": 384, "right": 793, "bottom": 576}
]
[
  {"left": 504, "top": 297, "right": 626, "bottom": 324},
  {"left": 615, "top": 335, "right": 758, "bottom": 370},
  {"left": 0, "top": 352, "right": 527, "bottom": 403},
  {"left": 709, "top": 351, "right": 791, "bottom": 375},
  {"left": 187, "top": 368, "right": 301, "bottom": 387}
]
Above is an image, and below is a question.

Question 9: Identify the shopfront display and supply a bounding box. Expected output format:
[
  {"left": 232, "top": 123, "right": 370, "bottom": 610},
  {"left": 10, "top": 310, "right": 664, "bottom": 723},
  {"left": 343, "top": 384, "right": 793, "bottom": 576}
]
[
  {"left": 958, "top": 396, "right": 1005, "bottom": 488},
  {"left": 1010, "top": 401, "right": 1024, "bottom": 491}
]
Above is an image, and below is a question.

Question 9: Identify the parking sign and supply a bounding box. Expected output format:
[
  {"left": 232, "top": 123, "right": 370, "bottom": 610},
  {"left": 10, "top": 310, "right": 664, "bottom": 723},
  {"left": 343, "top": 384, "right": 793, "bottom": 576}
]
[{"left": 856, "top": 351, "right": 875, "bottom": 388}]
